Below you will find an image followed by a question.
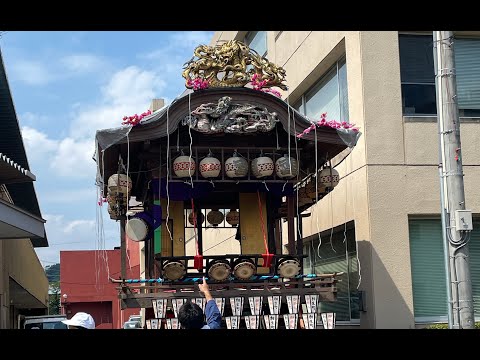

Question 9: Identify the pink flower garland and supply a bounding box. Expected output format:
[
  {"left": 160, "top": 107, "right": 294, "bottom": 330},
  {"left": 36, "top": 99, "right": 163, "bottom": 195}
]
[
  {"left": 250, "top": 73, "right": 282, "bottom": 98},
  {"left": 98, "top": 197, "right": 107, "bottom": 206},
  {"left": 187, "top": 77, "right": 210, "bottom": 90},
  {"left": 122, "top": 109, "right": 152, "bottom": 126},
  {"left": 296, "top": 112, "right": 359, "bottom": 138}
]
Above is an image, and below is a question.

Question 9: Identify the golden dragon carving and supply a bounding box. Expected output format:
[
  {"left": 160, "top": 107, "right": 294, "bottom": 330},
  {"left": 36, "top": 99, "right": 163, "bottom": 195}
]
[{"left": 182, "top": 40, "right": 287, "bottom": 90}]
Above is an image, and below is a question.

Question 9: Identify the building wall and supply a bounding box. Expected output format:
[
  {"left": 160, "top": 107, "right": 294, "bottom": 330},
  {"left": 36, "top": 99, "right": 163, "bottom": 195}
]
[
  {"left": 210, "top": 30, "right": 480, "bottom": 328},
  {"left": 0, "top": 238, "right": 48, "bottom": 328},
  {"left": 60, "top": 248, "right": 140, "bottom": 329}
]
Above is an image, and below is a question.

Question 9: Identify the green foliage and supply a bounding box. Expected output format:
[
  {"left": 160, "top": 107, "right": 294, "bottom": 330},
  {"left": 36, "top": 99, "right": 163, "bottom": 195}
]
[
  {"left": 45, "top": 263, "right": 60, "bottom": 282},
  {"left": 48, "top": 281, "right": 60, "bottom": 315},
  {"left": 426, "top": 322, "right": 480, "bottom": 329}
]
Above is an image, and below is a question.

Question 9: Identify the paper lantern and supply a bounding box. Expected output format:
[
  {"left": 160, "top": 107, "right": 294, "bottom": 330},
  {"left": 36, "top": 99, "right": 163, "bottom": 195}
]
[
  {"left": 225, "top": 209, "right": 239, "bottom": 227},
  {"left": 207, "top": 209, "right": 224, "bottom": 226},
  {"left": 173, "top": 155, "right": 196, "bottom": 178},
  {"left": 251, "top": 156, "right": 274, "bottom": 178},
  {"left": 107, "top": 174, "right": 132, "bottom": 194},
  {"left": 305, "top": 177, "right": 327, "bottom": 199},
  {"left": 275, "top": 155, "right": 298, "bottom": 179},
  {"left": 188, "top": 211, "right": 205, "bottom": 226},
  {"left": 199, "top": 155, "right": 221, "bottom": 178},
  {"left": 318, "top": 167, "right": 340, "bottom": 188},
  {"left": 225, "top": 151, "right": 248, "bottom": 178}
]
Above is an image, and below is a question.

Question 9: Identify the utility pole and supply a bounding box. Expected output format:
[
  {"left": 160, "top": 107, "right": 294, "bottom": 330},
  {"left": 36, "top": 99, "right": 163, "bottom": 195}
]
[{"left": 434, "top": 31, "right": 475, "bottom": 329}]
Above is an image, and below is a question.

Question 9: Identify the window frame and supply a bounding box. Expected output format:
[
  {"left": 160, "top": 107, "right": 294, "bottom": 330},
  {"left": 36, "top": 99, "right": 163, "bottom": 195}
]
[
  {"left": 244, "top": 31, "right": 268, "bottom": 57},
  {"left": 408, "top": 215, "right": 480, "bottom": 324},
  {"left": 293, "top": 56, "right": 349, "bottom": 124}
]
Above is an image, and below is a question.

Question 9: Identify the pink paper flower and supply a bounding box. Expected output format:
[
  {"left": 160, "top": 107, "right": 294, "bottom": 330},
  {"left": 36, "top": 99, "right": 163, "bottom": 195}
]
[
  {"left": 122, "top": 109, "right": 152, "bottom": 126},
  {"left": 296, "top": 112, "right": 360, "bottom": 138}
]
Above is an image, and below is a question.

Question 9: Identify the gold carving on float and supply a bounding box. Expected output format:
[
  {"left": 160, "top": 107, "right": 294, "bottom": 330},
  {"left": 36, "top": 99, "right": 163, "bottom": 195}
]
[{"left": 182, "top": 40, "right": 287, "bottom": 90}]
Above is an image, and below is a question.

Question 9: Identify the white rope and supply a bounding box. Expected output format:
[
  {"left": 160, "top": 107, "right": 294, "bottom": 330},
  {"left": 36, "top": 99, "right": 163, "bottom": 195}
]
[
  {"left": 328, "top": 189, "right": 336, "bottom": 253},
  {"left": 292, "top": 108, "right": 302, "bottom": 243},
  {"left": 126, "top": 132, "right": 133, "bottom": 271},
  {"left": 263, "top": 181, "right": 270, "bottom": 192},
  {"left": 286, "top": 93, "right": 292, "bottom": 175},
  {"left": 314, "top": 125, "right": 322, "bottom": 258},
  {"left": 275, "top": 126, "right": 280, "bottom": 150},
  {"left": 188, "top": 93, "right": 194, "bottom": 188},
  {"left": 165, "top": 105, "right": 173, "bottom": 241},
  {"left": 350, "top": 158, "right": 361, "bottom": 289}
]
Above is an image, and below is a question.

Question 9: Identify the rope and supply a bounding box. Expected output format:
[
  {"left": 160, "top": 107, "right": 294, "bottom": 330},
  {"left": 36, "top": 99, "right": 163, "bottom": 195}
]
[
  {"left": 314, "top": 125, "right": 322, "bottom": 258},
  {"left": 257, "top": 190, "right": 269, "bottom": 255},
  {"left": 188, "top": 92, "right": 194, "bottom": 187},
  {"left": 191, "top": 198, "right": 199, "bottom": 256},
  {"left": 165, "top": 105, "right": 173, "bottom": 241}
]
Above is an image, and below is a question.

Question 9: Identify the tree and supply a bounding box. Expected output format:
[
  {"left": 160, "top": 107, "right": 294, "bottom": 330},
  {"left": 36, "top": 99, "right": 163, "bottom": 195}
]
[
  {"left": 45, "top": 263, "right": 60, "bottom": 283},
  {"left": 48, "top": 281, "right": 60, "bottom": 315}
]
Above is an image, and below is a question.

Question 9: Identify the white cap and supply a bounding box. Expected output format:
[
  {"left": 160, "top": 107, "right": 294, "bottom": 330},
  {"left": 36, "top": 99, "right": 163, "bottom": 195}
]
[{"left": 62, "top": 312, "right": 95, "bottom": 329}]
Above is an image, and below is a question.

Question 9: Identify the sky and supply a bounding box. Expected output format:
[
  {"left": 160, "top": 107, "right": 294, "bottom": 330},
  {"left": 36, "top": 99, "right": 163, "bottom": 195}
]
[{"left": 0, "top": 31, "right": 214, "bottom": 267}]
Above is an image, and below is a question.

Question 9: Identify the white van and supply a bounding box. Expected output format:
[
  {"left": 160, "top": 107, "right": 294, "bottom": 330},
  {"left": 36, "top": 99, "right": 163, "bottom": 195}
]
[{"left": 21, "top": 315, "right": 68, "bottom": 329}]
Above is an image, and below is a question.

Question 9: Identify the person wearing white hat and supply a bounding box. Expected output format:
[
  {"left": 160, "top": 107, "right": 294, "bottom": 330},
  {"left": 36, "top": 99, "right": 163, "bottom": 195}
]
[{"left": 62, "top": 312, "right": 96, "bottom": 329}]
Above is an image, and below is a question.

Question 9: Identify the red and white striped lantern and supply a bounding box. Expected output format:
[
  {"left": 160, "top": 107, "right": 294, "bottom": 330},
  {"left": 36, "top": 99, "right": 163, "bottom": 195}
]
[
  {"left": 173, "top": 155, "right": 196, "bottom": 178},
  {"left": 199, "top": 155, "right": 221, "bottom": 178},
  {"left": 251, "top": 156, "right": 274, "bottom": 178}
]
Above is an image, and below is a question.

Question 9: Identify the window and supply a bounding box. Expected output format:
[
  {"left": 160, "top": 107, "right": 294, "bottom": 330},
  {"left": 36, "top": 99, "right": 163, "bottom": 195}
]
[
  {"left": 399, "top": 34, "right": 480, "bottom": 116},
  {"left": 302, "top": 224, "right": 359, "bottom": 322},
  {"left": 294, "top": 57, "right": 349, "bottom": 123},
  {"left": 245, "top": 31, "right": 267, "bottom": 57},
  {"left": 409, "top": 218, "right": 480, "bottom": 322}
]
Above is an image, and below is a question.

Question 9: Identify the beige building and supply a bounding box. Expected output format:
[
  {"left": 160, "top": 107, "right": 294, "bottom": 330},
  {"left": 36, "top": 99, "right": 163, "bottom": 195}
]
[
  {"left": 0, "top": 48, "right": 49, "bottom": 328},
  {"left": 207, "top": 31, "right": 480, "bottom": 328}
]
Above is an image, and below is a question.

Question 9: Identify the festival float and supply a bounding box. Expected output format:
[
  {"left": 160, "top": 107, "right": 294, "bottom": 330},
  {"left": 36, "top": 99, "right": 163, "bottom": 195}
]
[{"left": 94, "top": 40, "right": 360, "bottom": 329}]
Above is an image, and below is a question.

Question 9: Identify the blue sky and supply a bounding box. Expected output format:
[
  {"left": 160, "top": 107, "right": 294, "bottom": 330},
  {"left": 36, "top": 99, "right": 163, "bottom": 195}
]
[{"left": 0, "top": 31, "right": 214, "bottom": 267}]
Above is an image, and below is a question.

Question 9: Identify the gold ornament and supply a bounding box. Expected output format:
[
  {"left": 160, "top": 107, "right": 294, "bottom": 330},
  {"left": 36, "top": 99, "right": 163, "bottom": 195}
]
[{"left": 182, "top": 40, "right": 287, "bottom": 90}]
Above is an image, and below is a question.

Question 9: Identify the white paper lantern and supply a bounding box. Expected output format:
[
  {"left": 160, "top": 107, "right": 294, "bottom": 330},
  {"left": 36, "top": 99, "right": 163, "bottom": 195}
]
[
  {"left": 318, "top": 167, "right": 340, "bottom": 188},
  {"left": 226, "top": 209, "right": 240, "bottom": 227},
  {"left": 251, "top": 156, "right": 274, "bottom": 178},
  {"left": 173, "top": 155, "right": 196, "bottom": 178},
  {"left": 275, "top": 155, "right": 298, "bottom": 179},
  {"left": 225, "top": 152, "right": 248, "bottom": 178},
  {"left": 207, "top": 209, "right": 224, "bottom": 226},
  {"left": 199, "top": 156, "right": 221, "bottom": 178},
  {"left": 107, "top": 174, "right": 132, "bottom": 194}
]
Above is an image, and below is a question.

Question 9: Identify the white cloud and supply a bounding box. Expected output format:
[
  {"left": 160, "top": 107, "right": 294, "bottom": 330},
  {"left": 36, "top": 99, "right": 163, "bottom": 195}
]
[
  {"left": 64, "top": 219, "right": 95, "bottom": 233},
  {"left": 61, "top": 54, "right": 105, "bottom": 73},
  {"left": 21, "top": 126, "right": 59, "bottom": 169},
  {"left": 11, "top": 59, "right": 52, "bottom": 85},
  {"left": 36, "top": 213, "right": 120, "bottom": 265},
  {"left": 20, "top": 112, "right": 50, "bottom": 127},
  {"left": 51, "top": 137, "right": 95, "bottom": 177},
  {"left": 40, "top": 188, "right": 97, "bottom": 205},
  {"left": 70, "top": 66, "right": 164, "bottom": 139}
]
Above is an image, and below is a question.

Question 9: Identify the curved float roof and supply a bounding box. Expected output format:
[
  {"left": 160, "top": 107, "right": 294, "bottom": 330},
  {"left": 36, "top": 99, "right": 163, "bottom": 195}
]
[{"left": 95, "top": 87, "right": 358, "bottom": 151}]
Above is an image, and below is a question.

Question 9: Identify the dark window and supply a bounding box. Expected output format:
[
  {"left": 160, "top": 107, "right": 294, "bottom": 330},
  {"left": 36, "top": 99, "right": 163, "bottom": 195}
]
[
  {"left": 399, "top": 34, "right": 480, "bottom": 116},
  {"left": 399, "top": 34, "right": 436, "bottom": 115}
]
